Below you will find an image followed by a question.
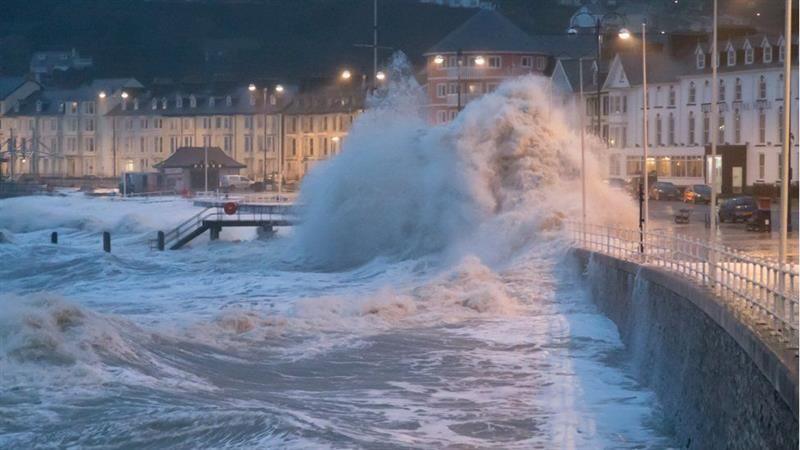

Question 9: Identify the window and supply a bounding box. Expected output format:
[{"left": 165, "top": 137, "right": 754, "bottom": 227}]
[
  {"left": 744, "top": 46, "right": 754, "bottom": 64},
  {"left": 735, "top": 78, "right": 742, "bottom": 101},
  {"left": 85, "top": 137, "right": 94, "bottom": 152},
  {"left": 85, "top": 119, "right": 94, "bottom": 131},
  {"left": 718, "top": 79, "right": 725, "bottom": 102},
  {"left": 758, "top": 76, "right": 767, "bottom": 99},
  {"left": 655, "top": 114, "right": 662, "bottom": 145},
  {"left": 777, "top": 74, "right": 784, "bottom": 99},
  {"left": 69, "top": 102, "right": 78, "bottom": 114},
  {"left": 779, "top": 42, "right": 785, "bottom": 62},
  {"left": 170, "top": 136, "right": 178, "bottom": 153},
  {"left": 448, "top": 83, "right": 458, "bottom": 95},
  {"left": 536, "top": 56, "right": 547, "bottom": 71},
  {"left": 153, "top": 118, "right": 162, "bottom": 129},
  {"left": 727, "top": 46, "right": 736, "bottom": 66},
  {"left": 154, "top": 136, "right": 163, "bottom": 153},
  {"left": 734, "top": 109, "right": 741, "bottom": 143},
  {"left": 436, "top": 83, "right": 447, "bottom": 98},
  {"left": 696, "top": 50, "right": 705, "bottom": 69},
  {"left": 668, "top": 113, "right": 675, "bottom": 145},
  {"left": 521, "top": 56, "right": 532, "bottom": 67},
  {"left": 244, "top": 135, "right": 253, "bottom": 152},
  {"left": 140, "top": 136, "right": 146, "bottom": 152},
  {"left": 244, "top": 116, "right": 253, "bottom": 129},
  {"left": 202, "top": 117, "right": 211, "bottom": 129},
  {"left": 718, "top": 114, "right": 725, "bottom": 143},
  {"left": 67, "top": 137, "right": 76, "bottom": 152},
  {"left": 668, "top": 86, "right": 676, "bottom": 106},
  {"left": 609, "top": 154, "right": 621, "bottom": 176},
  {"left": 68, "top": 118, "right": 77, "bottom": 132},
  {"left": 671, "top": 156, "right": 686, "bottom": 177},
  {"left": 703, "top": 113, "right": 710, "bottom": 145},
  {"left": 224, "top": 117, "right": 231, "bottom": 129},
  {"left": 764, "top": 45, "right": 773, "bottom": 63},
  {"left": 224, "top": 135, "right": 232, "bottom": 152},
  {"left": 85, "top": 102, "right": 95, "bottom": 114},
  {"left": 688, "top": 82, "right": 696, "bottom": 103},
  {"left": 202, "top": 134, "right": 211, "bottom": 147},
  {"left": 778, "top": 106, "right": 784, "bottom": 143},
  {"left": 626, "top": 156, "right": 643, "bottom": 175},
  {"left": 688, "top": 111, "right": 696, "bottom": 144},
  {"left": 437, "top": 110, "right": 448, "bottom": 123},
  {"left": 758, "top": 109, "right": 766, "bottom": 144},
  {"left": 657, "top": 157, "right": 671, "bottom": 177},
  {"left": 687, "top": 156, "right": 703, "bottom": 177},
  {"left": 216, "top": 117, "right": 222, "bottom": 129},
  {"left": 758, "top": 152, "right": 765, "bottom": 179},
  {"left": 487, "top": 56, "right": 501, "bottom": 68},
  {"left": 140, "top": 118, "right": 148, "bottom": 129}
]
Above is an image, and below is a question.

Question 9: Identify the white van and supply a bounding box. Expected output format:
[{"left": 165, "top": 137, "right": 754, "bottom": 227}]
[{"left": 220, "top": 175, "right": 254, "bottom": 191}]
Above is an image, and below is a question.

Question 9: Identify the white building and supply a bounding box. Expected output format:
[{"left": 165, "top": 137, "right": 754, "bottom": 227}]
[{"left": 553, "top": 33, "right": 798, "bottom": 195}]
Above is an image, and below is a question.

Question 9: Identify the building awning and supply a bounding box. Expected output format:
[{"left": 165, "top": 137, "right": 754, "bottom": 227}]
[{"left": 154, "top": 147, "right": 245, "bottom": 169}]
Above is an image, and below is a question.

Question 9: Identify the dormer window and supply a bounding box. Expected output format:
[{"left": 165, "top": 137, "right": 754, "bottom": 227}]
[
  {"left": 778, "top": 40, "right": 785, "bottom": 62},
  {"left": 176, "top": 95, "right": 183, "bottom": 108},
  {"left": 744, "top": 42, "right": 753, "bottom": 65},
  {"left": 161, "top": 98, "right": 167, "bottom": 110},
  {"left": 189, "top": 95, "right": 196, "bottom": 108},
  {"left": 726, "top": 45, "right": 736, "bottom": 66},
  {"left": 133, "top": 98, "right": 139, "bottom": 110},
  {"left": 59, "top": 102, "right": 65, "bottom": 113},
  {"left": 225, "top": 95, "right": 232, "bottom": 107},
  {"left": 35, "top": 100, "right": 42, "bottom": 112},
  {"left": 764, "top": 44, "right": 773, "bottom": 63},
  {"left": 719, "top": 79, "right": 725, "bottom": 101},
  {"left": 209, "top": 97, "right": 215, "bottom": 107},
  {"left": 249, "top": 94, "right": 256, "bottom": 106},
  {"left": 696, "top": 49, "right": 705, "bottom": 69},
  {"left": 151, "top": 99, "right": 157, "bottom": 110}
]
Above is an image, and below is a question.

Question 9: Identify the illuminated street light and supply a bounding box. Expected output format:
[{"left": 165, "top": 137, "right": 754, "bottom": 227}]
[
  {"left": 341, "top": 70, "right": 352, "bottom": 80},
  {"left": 376, "top": 71, "right": 386, "bottom": 81},
  {"left": 434, "top": 55, "right": 444, "bottom": 64},
  {"left": 121, "top": 92, "right": 129, "bottom": 99},
  {"left": 618, "top": 28, "right": 631, "bottom": 39},
  {"left": 98, "top": 91, "right": 107, "bottom": 99},
  {"left": 474, "top": 55, "right": 485, "bottom": 66},
  {"left": 275, "top": 84, "right": 284, "bottom": 93},
  {"left": 248, "top": 83, "right": 256, "bottom": 92}
]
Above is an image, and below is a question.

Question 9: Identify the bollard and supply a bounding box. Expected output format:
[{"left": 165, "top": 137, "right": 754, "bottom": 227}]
[
  {"left": 157, "top": 231, "right": 165, "bottom": 251},
  {"left": 103, "top": 231, "right": 111, "bottom": 253},
  {"left": 51, "top": 231, "right": 58, "bottom": 244}
]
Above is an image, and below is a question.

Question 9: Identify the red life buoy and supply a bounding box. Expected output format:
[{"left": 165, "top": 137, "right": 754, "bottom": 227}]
[{"left": 223, "top": 202, "right": 238, "bottom": 215}]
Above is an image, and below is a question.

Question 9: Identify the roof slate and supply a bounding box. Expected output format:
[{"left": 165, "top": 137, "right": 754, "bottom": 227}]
[{"left": 154, "top": 146, "right": 245, "bottom": 169}]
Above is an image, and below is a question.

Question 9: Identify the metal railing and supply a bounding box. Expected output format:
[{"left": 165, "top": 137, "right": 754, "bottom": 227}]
[{"left": 565, "top": 221, "right": 799, "bottom": 348}]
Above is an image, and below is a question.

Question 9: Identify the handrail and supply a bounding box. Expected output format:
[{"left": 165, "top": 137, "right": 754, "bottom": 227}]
[
  {"left": 565, "top": 221, "right": 799, "bottom": 349},
  {"left": 160, "top": 207, "right": 217, "bottom": 246}
]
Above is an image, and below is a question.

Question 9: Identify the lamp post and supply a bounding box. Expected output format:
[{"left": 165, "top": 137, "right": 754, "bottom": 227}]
[
  {"left": 709, "top": 0, "right": 719, "bottom": 284},
  {"left": 457, "top": 48, "right": 463, "bottom": 112},
  {"left": 779, "top": 0, "right": 793, "bottom": 276},
  {"left": 579, "top": 57, "right": 586, "bottom": 227},
  {"left": 568, "top": 11, "right": 628, "bottom": 139},
  {"left": 641, "top": 21, "right": 649, "bottom": 256}
]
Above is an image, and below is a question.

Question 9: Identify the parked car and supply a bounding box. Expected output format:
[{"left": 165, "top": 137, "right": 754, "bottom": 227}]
[
  {"left": 718, "top": 196, "right": 758, "bottom": 223},
  {"left": 683, "top": 184, "right": 712, "bottom": 204},
  {"left": 220, "top": 175, "right": 254, "bottom": 191},
  {"left": 649, "top": 181, "right": 680, "bottom": 200}
]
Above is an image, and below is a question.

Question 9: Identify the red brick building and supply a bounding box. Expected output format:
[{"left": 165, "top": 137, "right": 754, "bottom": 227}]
[{"left": 423, "top": 10, "right": 553, "bottom": 124}]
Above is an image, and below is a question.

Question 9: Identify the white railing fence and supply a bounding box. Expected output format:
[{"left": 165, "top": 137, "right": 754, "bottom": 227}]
[{"left": 565, "top": 221, "right": 799, "bottom": 348}]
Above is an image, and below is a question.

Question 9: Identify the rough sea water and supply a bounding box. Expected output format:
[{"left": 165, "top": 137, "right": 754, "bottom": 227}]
[{"left": 0, "top": 59, "right": 677, "bottom": 448}]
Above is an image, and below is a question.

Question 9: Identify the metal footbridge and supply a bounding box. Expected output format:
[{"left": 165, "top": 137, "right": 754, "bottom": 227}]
[{"left": 153, "top": 203, "right": 296, "bottom": 250}]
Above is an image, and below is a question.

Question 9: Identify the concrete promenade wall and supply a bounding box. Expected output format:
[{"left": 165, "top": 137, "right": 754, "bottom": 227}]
[{"left": 570, "top": 249, "right": 798, "bottom": 450}]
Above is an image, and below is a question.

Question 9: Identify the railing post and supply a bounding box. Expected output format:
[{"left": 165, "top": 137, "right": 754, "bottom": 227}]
[
  {"left": 157, "top": 231, "right": 165, "bottom": 251},
  {"left": 103, "top": 231, "right": 111, "bottom": 253},
  {"left": 51, "top": 231, "right": 58, "bottom": 244}
]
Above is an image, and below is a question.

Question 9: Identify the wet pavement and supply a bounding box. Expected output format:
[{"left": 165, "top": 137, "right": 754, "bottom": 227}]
[{"left": 647, "top": 200, "right": 799, "bottom": 262}]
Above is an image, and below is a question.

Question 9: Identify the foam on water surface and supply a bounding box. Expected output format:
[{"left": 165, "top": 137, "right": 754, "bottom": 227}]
[{"left": 0, "top": 58, "right": 673, "bottom": 449}]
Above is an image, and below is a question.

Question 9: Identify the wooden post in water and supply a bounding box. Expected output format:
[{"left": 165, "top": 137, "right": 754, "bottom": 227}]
[
  {"left": 157, "top": 231, "right": 165, "bottom": 251},
  {"left": 51, "top": 231, "right": 58, "bottom": 244},
  {"left": 103, "top": 231, "right": 111, "bottom": 253}
]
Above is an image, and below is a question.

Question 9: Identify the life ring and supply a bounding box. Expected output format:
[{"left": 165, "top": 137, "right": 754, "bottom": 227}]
[{"left": 223, "top": 202, "right": 238, "bottom": 215}]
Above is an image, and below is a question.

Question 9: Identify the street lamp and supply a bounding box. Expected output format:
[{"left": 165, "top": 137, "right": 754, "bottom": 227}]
[
  {"left": 121, "top": 91, "right": 129, "bottom": 99},
  {"left": 98, "top": 91, "right": 107, "bottom": 99},
  {"left": 340, "top": 69, "right": 352, "bottom": 81},
  {"left": 474, "top": 55, "right": 485, "bottom": 66},
  {"left": 248, "top": 83, "right": 256, "bottom": 92},
  {"left": 376, "top": 71, "right": 386, "bottom": 81},
  {"left": 434, "top": 55, "right": 444, "bottom": 65},
  {"left": 568, "top": 11, "right": 628, "bottom": 138},
  {"left": 275, "top": 84, "right": 284, "bottom": 93}
]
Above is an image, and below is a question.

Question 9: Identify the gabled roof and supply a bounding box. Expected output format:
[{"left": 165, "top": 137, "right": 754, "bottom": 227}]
[
  {"left": 0, "top": 77, "right": 33, "bottom": 100},
  {"left": 425, "top": 9, "right": 545, "bottom": 54},
  {"left": 283, "top": 85, "right": 365, "bottom": 115},
  {"left": 610, "top": 51, "right": 691, "bottom": 86},
  {"left": 108, "top": 85, "right": 292, "bottom": 117},
  {"left": 154, "top": 147, "right": 245, "bottom": 169},
  {"left": 554, "top": 58, "right": 601, "bottom": 92}
]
